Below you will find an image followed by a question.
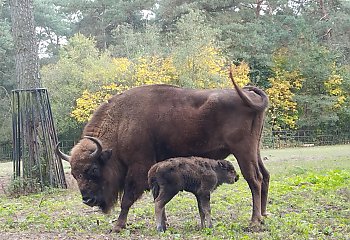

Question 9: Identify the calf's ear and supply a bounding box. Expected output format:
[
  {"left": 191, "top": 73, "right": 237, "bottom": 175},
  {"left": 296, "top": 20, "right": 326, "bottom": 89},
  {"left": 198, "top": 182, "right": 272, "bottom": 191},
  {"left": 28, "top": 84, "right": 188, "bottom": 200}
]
[
  {"left": 218, "top": 161, "right": 227, "bottom": 170},
  {"left": 99, "top": 149, "right": 112, "bottom": 165}
]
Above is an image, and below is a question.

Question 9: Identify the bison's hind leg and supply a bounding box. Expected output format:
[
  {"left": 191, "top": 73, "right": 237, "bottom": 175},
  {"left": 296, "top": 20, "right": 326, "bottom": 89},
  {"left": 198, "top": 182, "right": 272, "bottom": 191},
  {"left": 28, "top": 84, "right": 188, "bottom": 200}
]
[
  {"left": 258, "top": 152, "right": 270, "bottom": 217},
  {"left": 232, "top": 145, "right": 264, "bottom": 226}
]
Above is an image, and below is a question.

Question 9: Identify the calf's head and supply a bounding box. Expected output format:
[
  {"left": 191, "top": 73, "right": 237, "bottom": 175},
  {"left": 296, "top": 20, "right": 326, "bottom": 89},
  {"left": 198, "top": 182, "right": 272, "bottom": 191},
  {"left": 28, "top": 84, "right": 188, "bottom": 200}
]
[
  {"left": 55, "top": 136, "right": 115, "bottom": 213},
  {"left": 216, "top": 160, "right": 239, "bottom": 184}
]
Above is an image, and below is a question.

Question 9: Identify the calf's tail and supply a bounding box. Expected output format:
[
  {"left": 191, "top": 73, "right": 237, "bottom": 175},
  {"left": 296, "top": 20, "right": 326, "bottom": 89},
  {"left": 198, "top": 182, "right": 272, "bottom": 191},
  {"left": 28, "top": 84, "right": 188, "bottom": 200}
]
[{"left": 150, "top": 177, "right": 160, "bottom": 200}]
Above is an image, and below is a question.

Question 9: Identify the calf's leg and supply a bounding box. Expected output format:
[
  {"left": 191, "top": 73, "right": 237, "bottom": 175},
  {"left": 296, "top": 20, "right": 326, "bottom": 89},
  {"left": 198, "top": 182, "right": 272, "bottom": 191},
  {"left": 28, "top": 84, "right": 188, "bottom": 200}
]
[
  {"left": 196, "top": 193, "right": 212, "bottom": 228},
  {"left": 154, "top": 189, "right": 177, "bottom": 232},
  {"left": 161, "top": 208, "right": 167, "bottom": 225},
  {"left": 195, "top": 195, "right": 206, "bottom": 228}
]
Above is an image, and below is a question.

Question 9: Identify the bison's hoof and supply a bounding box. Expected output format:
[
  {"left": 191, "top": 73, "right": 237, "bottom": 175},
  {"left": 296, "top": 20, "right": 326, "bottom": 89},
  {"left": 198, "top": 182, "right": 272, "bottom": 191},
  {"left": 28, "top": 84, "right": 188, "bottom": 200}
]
[
  {"left": 112, "top": 225, "right": 126, "bottom": 233},
  {"left": 245, "top": 220, "right": 264, "bottom": 232}
]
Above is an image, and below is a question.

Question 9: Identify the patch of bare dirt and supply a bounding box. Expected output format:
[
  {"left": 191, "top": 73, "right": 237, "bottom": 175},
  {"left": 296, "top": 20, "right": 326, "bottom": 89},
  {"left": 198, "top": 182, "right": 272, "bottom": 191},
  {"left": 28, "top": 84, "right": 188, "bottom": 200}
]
[
  {"left": 0, "top": 165, "right": 11, "bottom": 195},
  {"left": 65, "top": 172, "right": 78, "bottom": 190},
  {"left": 0, "top": 161, "right": 78, "bottom": 195}
]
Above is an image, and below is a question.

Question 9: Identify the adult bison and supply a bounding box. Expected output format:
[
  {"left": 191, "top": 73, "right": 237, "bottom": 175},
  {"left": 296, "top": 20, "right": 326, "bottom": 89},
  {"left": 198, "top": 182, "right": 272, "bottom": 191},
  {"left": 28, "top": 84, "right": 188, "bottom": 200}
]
[{"left": 56, "top": 72, "right": 269, "bottom": 232}]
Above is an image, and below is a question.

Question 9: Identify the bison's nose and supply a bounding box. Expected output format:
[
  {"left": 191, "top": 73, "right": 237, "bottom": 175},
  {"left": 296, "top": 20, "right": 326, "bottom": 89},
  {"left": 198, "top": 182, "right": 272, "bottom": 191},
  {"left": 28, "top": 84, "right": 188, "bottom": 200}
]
[
  {"left": 82, "top": 195, "right": 97, "bottom": 206},
  {"left": 235, "top": 174, "right": 239, "bottom": 182}
]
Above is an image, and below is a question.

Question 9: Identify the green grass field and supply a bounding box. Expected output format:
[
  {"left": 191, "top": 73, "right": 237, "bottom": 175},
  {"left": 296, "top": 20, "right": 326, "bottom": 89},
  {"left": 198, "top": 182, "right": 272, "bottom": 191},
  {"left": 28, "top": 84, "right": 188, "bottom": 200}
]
[{"left": 0, "top": 145, "right": 349, "bottom": 239}]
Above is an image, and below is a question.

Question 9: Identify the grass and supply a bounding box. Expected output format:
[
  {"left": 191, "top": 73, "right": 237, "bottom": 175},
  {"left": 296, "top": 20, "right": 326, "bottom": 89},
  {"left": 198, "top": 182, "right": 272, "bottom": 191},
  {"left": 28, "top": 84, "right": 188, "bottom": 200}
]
[{"left": 0, "top": 145, "right": 349, "bottom": 239}]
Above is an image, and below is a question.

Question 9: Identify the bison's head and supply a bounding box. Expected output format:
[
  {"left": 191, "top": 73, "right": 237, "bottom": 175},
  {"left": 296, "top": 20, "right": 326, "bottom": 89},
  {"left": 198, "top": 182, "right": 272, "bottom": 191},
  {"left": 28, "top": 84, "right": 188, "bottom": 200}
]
[
  {"left": 216, "top": 160, "right": 239, "bottom": 184},
  {"left": 55, "top": 136, "right": 117, "bottom": 213}
]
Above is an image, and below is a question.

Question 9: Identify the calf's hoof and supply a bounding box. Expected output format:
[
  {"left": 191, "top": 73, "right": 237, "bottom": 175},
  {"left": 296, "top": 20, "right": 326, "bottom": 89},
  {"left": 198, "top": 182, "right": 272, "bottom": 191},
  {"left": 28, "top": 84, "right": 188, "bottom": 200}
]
[
  {"left": 262, "top": 211, "right": 271, "bottom": 217},
  {"left": 200, "top": 224, "right": 213, "bottom": 229},
  {"left": 157, "top": 225, "right": 166, "bottom": 233}
]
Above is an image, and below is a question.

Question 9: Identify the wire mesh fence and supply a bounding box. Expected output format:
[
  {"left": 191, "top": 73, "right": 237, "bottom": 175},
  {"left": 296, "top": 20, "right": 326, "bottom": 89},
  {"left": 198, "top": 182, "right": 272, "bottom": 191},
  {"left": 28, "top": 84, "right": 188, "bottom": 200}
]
[
  {"left": 1, "top": 130, "right": 349, "bottom": 162},
  {"left": 0, "top": 142, "right": 12, "bottom": 160},
  {"left": 262, "top": 129, "right": 350, "bottom": 149},
  {"left": 0, "top": 139, "right": 75, "bottom": 162}
]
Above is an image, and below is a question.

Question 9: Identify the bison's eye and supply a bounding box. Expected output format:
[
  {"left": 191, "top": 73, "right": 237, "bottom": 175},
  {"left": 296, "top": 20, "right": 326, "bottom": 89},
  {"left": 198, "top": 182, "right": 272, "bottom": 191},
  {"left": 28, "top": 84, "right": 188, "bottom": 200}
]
[
  {"left": 92, "top": 167, "right": 98, "bottom": 176},
  {"left": 87, "top": 166, "right": 100, "bottom": 180},
  {"left": 78, "top": 174, "right": 83, "bottom": 179}
]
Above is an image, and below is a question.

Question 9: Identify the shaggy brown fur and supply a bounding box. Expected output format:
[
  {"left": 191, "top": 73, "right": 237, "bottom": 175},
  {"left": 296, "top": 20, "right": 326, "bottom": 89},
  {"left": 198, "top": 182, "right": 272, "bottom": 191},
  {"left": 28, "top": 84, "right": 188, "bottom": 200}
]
[
  {"left": 56, "top": 73, "right": 270, "bottom": 232},
  {"left": 148, "top": 157, "right": 239, "bottom": 232}
]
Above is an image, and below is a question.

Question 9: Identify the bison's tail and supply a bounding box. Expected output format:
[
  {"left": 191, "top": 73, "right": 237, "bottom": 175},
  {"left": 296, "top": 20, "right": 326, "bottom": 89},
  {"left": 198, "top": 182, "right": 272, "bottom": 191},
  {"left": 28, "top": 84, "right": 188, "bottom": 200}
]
[
  {"left": 229, "top": 68, "right": 268, "bottom": 112},
  {"left": 150, "top": 178, "right": 160, "bottom": 201}
]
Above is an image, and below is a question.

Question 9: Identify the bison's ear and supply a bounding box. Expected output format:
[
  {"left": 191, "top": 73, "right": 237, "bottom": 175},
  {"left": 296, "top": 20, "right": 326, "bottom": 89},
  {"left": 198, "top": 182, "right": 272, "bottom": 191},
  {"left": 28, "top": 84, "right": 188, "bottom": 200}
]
[{"left": 99, "top": 149, "right": 112, "bottom": 165}]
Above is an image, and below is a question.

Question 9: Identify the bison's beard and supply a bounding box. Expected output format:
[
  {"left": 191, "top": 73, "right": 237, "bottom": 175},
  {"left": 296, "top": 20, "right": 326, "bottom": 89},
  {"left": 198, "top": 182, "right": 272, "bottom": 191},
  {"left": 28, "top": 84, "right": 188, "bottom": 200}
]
[
  {"left": 98, "top": 161, "right": 125, "bottom": 214},
  {"left": 98, "top": 181, "right": 122, "bottom": 214},
  {"left": 98, "top": 201, "right": 110, "bottom": 214}
]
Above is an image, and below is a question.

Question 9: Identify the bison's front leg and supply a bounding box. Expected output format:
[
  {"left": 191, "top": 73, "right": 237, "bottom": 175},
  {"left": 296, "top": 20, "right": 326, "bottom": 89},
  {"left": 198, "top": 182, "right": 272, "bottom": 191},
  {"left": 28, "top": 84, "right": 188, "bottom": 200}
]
[{"left": 112, "top": 164, "right": 149, "bottom": 233}]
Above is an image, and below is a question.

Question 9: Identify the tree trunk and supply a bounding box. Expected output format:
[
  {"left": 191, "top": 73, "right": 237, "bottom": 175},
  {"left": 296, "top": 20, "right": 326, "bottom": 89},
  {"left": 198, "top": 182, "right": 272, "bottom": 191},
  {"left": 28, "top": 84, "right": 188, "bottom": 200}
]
[
  {"left": 319, "top": 0, "right": 328, "bottom": 20},
  {"left": 10, "top": 0, "right": 66, "bottom": 191},
  {"left": 319, "top": 0, "right": 332, "bottom": 40},
  {"left": 10, "top": 0, "right": 40, "bottom": 190},
  {"left": 256, "top": 0, "right": 263, "bottom": 18},
  {"left": 10, "top": 0, "right": 40, "bottom": 89}
]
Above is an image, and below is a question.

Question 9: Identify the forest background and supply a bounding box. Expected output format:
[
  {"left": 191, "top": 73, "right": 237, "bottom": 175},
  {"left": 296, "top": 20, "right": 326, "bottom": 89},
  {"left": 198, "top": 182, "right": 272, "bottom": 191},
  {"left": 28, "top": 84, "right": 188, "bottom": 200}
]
[{"left": 0, "top": 0, "right": 349, "bottom": 144}]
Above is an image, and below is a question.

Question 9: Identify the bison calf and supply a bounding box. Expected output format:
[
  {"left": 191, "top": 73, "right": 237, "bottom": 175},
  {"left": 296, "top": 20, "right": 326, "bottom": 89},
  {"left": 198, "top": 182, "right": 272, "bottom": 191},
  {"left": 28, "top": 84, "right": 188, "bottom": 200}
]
[{"left": 148, "top": 157, "right": 239, "bottom": 232}]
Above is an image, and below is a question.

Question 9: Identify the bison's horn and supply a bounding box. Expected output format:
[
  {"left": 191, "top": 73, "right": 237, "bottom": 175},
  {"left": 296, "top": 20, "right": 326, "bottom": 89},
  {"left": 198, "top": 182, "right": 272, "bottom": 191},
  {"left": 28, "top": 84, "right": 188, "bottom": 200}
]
[
  {"left": 55, "top": 142, "right": 71, "bottom": 162},
  {"left": 84, "top": 136, "right": 103, "bottom": 159}
]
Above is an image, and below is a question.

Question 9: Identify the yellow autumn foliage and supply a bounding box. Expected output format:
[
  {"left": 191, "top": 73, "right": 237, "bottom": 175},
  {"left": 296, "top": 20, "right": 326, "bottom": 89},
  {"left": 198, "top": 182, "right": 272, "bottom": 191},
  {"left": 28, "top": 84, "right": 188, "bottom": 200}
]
[
  {"left": 176, "top": 45, "right": 230, "bottom": 89},
  {"left": 133, "top": 56, "right": 178, "bottom": 86},
  {"left": 70, "top": 83, "right": 126, "bottom": 122},
  {"left": 267, "top": 49, "right": 304, "bottom": 130},
  {"left": 324, "top": 63, "right": 346, "bottom": 109},
  {"left": 229, "top": 62, "right": 250, "bottom": 87},
  {"left": 267, "top": 77, "right": 299, "bottom": 129},
  {"left": 71, "top": 47, "right": 252, "bottom": 123}
]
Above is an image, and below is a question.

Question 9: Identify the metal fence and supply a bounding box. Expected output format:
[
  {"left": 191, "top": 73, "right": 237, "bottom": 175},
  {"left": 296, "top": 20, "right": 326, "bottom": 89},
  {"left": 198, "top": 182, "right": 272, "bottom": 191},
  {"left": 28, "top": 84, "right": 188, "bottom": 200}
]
[
  {"left": 11, "top": 88, "right": 67, "bottom": 189},
  {"left": 0, "top": 139, "right": 76, "bottom": 162},
  {"left": 0, "top": 142, "right": 12, "bottom": 160},
  {"left": 1, "top": 130, "right": 349, "bottom": 162},
  {"left": 262, "top": 130, "right": 350, "bottom": 149}
]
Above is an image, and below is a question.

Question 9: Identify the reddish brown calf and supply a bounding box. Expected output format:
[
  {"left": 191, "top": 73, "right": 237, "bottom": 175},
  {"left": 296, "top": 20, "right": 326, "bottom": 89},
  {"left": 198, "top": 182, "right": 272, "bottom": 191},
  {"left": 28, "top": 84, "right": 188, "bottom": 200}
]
[{"left": 148, "top": 157, "right": 239, "bottom": 232}]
